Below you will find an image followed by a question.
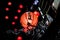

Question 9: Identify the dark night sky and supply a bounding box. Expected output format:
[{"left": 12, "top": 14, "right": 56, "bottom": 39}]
[{"left": 0, "top": 0, "right": 38, "bottom": 31}]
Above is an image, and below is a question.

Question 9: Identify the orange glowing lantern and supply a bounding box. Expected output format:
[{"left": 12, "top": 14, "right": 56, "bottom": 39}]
[{"left": 20, "top": 11, "right": 40, "bottom": 32}]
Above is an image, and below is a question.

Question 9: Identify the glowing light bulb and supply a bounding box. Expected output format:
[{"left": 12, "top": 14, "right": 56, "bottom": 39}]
[
  {"left": 17, "top": 36, "right": 22, "bottom": 40},
  {"left": 14, "top": 16, "right": 18, "bottom": 20},
  {"left": 19, "top": 4, "right": 23, "bottom": 9},
  {"left": 5, "top": 15, "right": 9, "bottom": 19},
  {"left": 12, "top": 21, "right": 16, "bottom": 25},
  {"left": 17, "top": 9, "right": 21, "bottom": 13},
  {"left": 8, "top": 2, "right": 12, "bottom": 6},
  {"left": 5, "top": 8, "right": 9, "bottom": 11}
]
